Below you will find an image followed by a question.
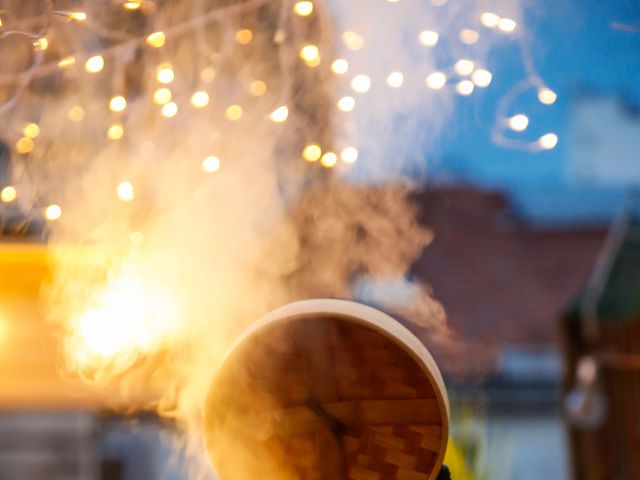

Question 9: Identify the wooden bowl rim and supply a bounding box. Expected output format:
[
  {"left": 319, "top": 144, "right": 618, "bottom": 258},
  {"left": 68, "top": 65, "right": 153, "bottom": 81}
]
[{"left": 205, "top": 298, "right": 449, "bottom": 480}]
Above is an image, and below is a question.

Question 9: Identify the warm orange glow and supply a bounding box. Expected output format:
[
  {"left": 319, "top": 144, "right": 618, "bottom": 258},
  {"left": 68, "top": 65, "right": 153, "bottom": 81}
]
[
  {"left": 225, "top": 105, "right": 243, "bottom": 121},
  {"left": 293, "top": 1, "right": 314, "bottom": 16},
  {"left": 249, "top": 80, "right": 267, "bottom": 96},
  {"left": 45, "top": 204, "right": 62, "bottom": 221},
  {"left": 67, "top": 275, "right": 179, "bottom": 370},
  {"left": 1, "top": 186, "right": 17, "bottom": 203},
  {"left": 15, "top": 137, "right": 34, "bottom": 154},
  {"left": 85, "top": 55, "right": 105, "bottom": 73},
  {"left": 153, "top": 87, "right": 172, "bottom": 105},
  {"left": 302, "top": 144, "right": 322, "bottom": 162},
  {"left": 235, "top": 29, "right": 253, "bottom": 45},
  {"left": 58, "top": 56, "right": 76, "bottom": 69},
  {"left": 109, "top": 95, "right": 127, "bottom": 112},
  {"left": 107, "top": 123, "right": 124, "bottom": 140},
  {"left": 146, "top": 31, "right": 166, "bottom": 48},
  {"left": 191, "top": 91, "right": 210, "bottom": 108},
  {"left": 23, "top": 122, "right": 40, "bottom": 138},
  {"left": 269, "top": 106, "right": 289, "bottom": 123},
  {"left": 117, "top": 181, "right": 135, "bottom": 202},
  {"left": 202, "top": 155, "right": 221, "bottom": 173}
]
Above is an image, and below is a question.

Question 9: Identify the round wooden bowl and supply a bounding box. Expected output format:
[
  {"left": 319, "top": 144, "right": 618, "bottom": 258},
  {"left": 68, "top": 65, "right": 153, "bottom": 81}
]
[{"left": 204, "top": 299, "right": 449, "bottom": 480}]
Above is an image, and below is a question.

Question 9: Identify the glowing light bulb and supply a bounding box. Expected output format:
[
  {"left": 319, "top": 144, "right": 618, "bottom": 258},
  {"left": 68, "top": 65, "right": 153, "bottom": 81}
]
[
  {"left": 538, "top": 88, "right": 557, "bottom": 105},
  {"left": 45, "top": 204, "right": 62, "bottom": 221},
  {"left": 471, "top": 69, "right": 492, "bottom": 88},
  {"left": 270, "top": 106, "right": 289, "bottom": 123},
  {"left": 331, "top": 59, "right": 349, "bottom": 75},
  {"left": 23, "top": 123, "right": 40, "bottom": 139},
  {"left": 341, "top": 147, "right": 358, "bottom": 164},
  {"left": 109, "top": 95, "right": 127, "bottom": 112},
  {"left": 294, "top": 1, "right": 314, "bottom": 16},
  {"left": 123, "top": 1, "right": 141, "bottom": 9},
  {"left": 454, "top": 59, "right": 475, "bottom": 76},
  {"left": 480, "top": 12, "right": 500, "bottom": 28},
  {"left": 508, "top": 114, "right": 529, "bottom": 131},
  {"left": 153, "top": 87, "right": 172, "bottom": 105},
  {"left": 342, "top": 31, "right": 364, "bottom": 50},
  {"left": 68, "top": 11, "right": 87, "bottom": 21},
  {"left": 156, "top": 64, "right": 174, "bottom": 84},
  {"left": 538, "top": 133, "right": 558, "bottom": 150},
  {"left": 426, "top": 72, "right": 447, "bottom": 90},
  {"left": 225, "top": 105, "right": 243, "bottom": 121},
  {"left": 1, "top": 186, "right": 17, "bottom": 203},
  {"left": 15, "top": 137, "right": 34, "bottom": 154},
  {"left": 460, "top": 29, "right": 479, "bottom": 45},
  {"left": 58, "top": 56, "right": 76, "bottom": 69},
  {"left": 321, "top": 152, "right": 337, "bottom": 168},
  {"left": 456, "top": 80, "right": 474, "bottom": 96},
  {"left": 351, "top": 74, "right": 371, "bottom": 93},
  {"left": 300, "top": 44, "right": 320, "bottom": 67},
  {"left": 337, "top": 96, "right": 356, "bottom": 112},
  {"left": 498, "top": 18, "right": 517, "bottom": 32},
  {"left": 249, "top": 80, "right": 266, "bottom": 96},
  {"left": 68, "top": 106, "right": 85, "bottom": 122},
  {"left": 146, "top": 31, "right": 166, "bottom": 48},
  {"left": 235, "top": 29, "right": 253, "bottom": 45},
  {"left": 419, "top": 30, "right": 439, "bottom": 47},
  {"left": 302, "top": 144, "right": 322, "bottom": 162},
  {"left": 33, "top": 37, "right": 48, "bottom": 51},
  {"left": 85, "top": 55, "right": 104, "bottom": 73},
  {"left": 107, "top": 124, "right": 124, "bottom": 140},
  {"left": 117, "top": 181, "right": 135, "bottom": 202},
  {"left": 191, "top": 91, "right": 210, "bottom": 108},
  {"left": 387, "top": 71, "right": 404, "bottom": 88},
  {"left": 161, "top": 102, "right": 178, "bottom": 118},
  {"left": 202, "top": 155, "right": 221, "bottom": 173}
]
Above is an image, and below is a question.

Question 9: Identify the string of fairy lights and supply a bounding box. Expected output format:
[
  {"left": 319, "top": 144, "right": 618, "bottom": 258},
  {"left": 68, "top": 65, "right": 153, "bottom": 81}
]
[{"left": 0, "top": 0, "right": 559, "bottom": 225}]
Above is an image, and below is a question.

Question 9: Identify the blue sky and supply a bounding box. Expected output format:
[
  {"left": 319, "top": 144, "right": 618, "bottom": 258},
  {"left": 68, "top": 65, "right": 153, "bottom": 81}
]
[{"left": 431, "top": 0, "right": 640, "bottom": 224}]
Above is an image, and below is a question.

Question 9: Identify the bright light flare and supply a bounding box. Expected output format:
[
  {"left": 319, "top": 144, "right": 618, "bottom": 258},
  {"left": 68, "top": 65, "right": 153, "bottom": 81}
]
[
  {"left": 508, "top": 114, "right": 529, "bottom": 132},
  {"left": 191, "top": 90, "right": 210, "bottom": 108},
  {"left": 161, "top": 102, "right": 178, "bottom": 118},
  {"left": 331, "top": 59, "right": 349, "bottom": 75},
  {"left": 202, "top": 155, "right": 221, "bottom": 172},
  {"left": 23, "top": 123, "right": 40, "bottom": 138},
  {"left": 302, "top": 144, "right": 322, "bottom": 162},
  {"left": 117, "top": 181, "right": 135, "bottom": 202},
  {"left": 156, "top": 64, "right": 175, "bottom": 84},
  {"left": 538, "top": 88, "right": 557, "bottom": 105},
  {"left": 538, "top": 133, "right": 558, "bottom": 150},
  {"left": 351, "top": 74, "right": 371, "bottom": 93},
  {"left": 337, "top": 96, "right": 356, "bottom": 112},
  {"left": 269, "top": 105, "right": 289, "bottom": 123},
  {"left": 321, "top": 152, "right": 338, "bottom": 168},
  {"left": 85, "top": 55, "right": 104, "bottom": 73},
  {"left": 68, "top": 276, "right": 179, "bottom": 369},
  {"left": 498, "top": 18, "right": 518, "bottom": 32},
  {"left": 153, "top": 87, "right": 172, "bottom": 105},
  {"left": 341, "top": 147, "right": 358, "bottom": 164},
  {"left": 293, "top": 1, "right": 314, "bottom": 16},
  {"left": 426, "top": 72, "right": 447, "bottom": 90},
  {"left": 454, "top": 59, "right": 475, "bottom": 76},
  {"left": 387, "top": 71, "right": 404, "bottom": 88},
  {"left": 419, "top": 30, "right": 439, "bottom": 47},
  {"left": 480, "top": 12, "right": 500, "bottom": 28},
  {"left": 471, "top": 69, "right": 492, "bottom": 88},
  {"left": 456, "top": 80, "right": 474, "bottom": 96},
  {"left": 146, "top": 31, "right": 166, "bottom": 48},
  {"left": 1, "top": 186, "right": 17, "bottom": 203},
  {"left": 109, "top": 95, "right": 127, "bottom": 112},
  {"left": 300, "top": 44, "right": 320, "bottom": 67},
  {"left": 45, "top": 204, "right": 62, "bottom": 221}
]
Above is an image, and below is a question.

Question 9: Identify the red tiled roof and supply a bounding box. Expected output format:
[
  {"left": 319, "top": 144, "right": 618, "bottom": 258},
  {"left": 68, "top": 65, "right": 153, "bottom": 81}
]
[{"left": 412, "top": 187, "right": 607, "bottom": 375}]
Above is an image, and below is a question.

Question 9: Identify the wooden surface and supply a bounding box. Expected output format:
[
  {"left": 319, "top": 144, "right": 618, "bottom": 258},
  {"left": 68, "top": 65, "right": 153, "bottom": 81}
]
[{"left": 205, "top": 299, "right": 449, "bottom": 480}]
